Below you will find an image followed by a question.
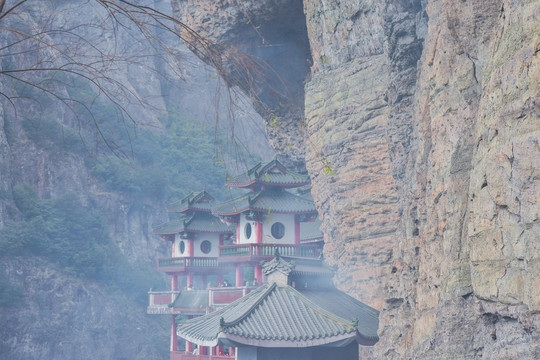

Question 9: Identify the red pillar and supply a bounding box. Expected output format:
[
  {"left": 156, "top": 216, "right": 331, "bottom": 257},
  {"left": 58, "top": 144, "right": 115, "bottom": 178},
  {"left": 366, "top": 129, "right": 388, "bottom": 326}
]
[
  {"left": 219, "top": 234, "right": 224, "bottom": 246},
  {"left": 236, "top": 221, "right": 241, "bottom": 243},
  {"left": 236, "top": 265, "right": 244, "bottom": 287},
  {"left": 188, "top": 239, "right": 194, "bottom": 257},
  {"left": 170, "top": 316, "right": 177, "bottom": 352},
  {"left": 201, "top": 274, "right": 207, "bottom": 289},
  {"left": 254, "top": 265, "right": 262, "bottom": 285},
  {"left": 211, "top": 346, "right": 217, "bottom": 355},
  {"left": 229, "top": 347, "right": 235, "bottom": 356},
  {"left": 255, "top": 218, "right": 263, "bottom": 244},
  {"left": 171, "top": 275, "right": 178, "bottom": 291},
  {"left": 295, "top": 215, "right": 300, "bottom": 245}
]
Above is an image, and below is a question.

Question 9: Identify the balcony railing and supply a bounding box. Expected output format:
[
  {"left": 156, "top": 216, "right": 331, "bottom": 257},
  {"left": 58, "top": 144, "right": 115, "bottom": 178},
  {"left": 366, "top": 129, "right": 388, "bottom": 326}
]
[
  {"left": 147, "top": 290, "right": 179, "bottom": 314},
  {"left": 148, "top": 286, "right": 258, "bottom": 315},
  {"left": 219, "top": 243, "right": 319, "bottom": 261},
  {"left": 157, "top": 257, "right": 220, "bottom": 273},
  {"left": 209, "top": 286, "right": 256, "bottom": 307}
]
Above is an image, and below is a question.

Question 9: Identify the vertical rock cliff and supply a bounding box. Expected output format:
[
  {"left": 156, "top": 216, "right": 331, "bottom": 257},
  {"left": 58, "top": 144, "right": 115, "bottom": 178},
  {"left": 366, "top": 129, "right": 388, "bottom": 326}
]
[
  {"left": 378, "top": 1, "right": 539, "bottom": 358},
  {"left": 176, "top": 0, "right": 539, "bottom": 358}
]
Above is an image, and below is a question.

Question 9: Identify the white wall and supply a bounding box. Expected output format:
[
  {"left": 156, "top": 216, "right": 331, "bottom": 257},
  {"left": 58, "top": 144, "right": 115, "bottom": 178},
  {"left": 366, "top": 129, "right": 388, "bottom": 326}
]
[
  {"left": 238, "top": 215, "right": 257, "bottom": 244},
  {"left": 193, "top": 233, "right": 220, "bottom": 257},
  {"left": 262, "top": 213, "right": 295, "bottom": 244},
  {"left": 238, "top": 212, "right": 296, "bottom": 244},
  {"left": 173, "top": 233, "right": 220, "bottom": 257}
]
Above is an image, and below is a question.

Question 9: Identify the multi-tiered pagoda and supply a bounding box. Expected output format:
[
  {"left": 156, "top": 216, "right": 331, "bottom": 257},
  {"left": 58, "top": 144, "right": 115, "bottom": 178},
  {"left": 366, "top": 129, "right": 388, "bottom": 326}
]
[{"left": 148, "top": 160, "right": 325, "bottom": 359}]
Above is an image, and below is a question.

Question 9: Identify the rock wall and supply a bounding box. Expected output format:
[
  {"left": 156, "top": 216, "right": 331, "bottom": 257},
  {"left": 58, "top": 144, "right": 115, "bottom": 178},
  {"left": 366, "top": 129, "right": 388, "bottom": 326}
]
[
  {"left": 303, "top": 0, "right": 399, "bottom": 310},
  {"left": 0, "top": 257, "right": 168, "bottom": 360},
  {"left": 376, "top": 0, "right": 539, "bottom": 358}
]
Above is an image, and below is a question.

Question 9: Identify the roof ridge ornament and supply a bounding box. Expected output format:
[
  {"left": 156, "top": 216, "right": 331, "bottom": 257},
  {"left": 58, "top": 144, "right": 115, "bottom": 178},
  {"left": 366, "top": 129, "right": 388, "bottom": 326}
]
[{"left": 261, "top": 254, "right": 295, "bottom": 277}]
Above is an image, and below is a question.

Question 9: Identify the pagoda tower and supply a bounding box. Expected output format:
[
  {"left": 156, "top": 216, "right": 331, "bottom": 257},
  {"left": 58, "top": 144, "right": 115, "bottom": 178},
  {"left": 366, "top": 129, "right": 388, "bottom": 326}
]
[
  {"left": 150, "top": 191, "right": 233, "bottom": 356},
  {"left": 213, "top": 159, "right": 322, "bottom": 287},
  {"left": 148, "top": 160, "right": 325, "bottom": 359}
]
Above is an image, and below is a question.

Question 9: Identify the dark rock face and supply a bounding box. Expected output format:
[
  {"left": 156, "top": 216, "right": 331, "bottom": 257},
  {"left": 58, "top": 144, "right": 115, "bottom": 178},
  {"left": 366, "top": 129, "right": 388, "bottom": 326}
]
[{"left": 173, "top": 0, "right": 311, "bottom": 171}]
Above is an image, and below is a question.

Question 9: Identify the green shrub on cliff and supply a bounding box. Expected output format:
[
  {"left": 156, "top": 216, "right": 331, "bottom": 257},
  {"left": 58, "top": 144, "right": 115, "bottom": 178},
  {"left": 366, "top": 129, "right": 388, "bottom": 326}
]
[{"left": 91, "top": 114, "right": 228, "bottom": 202}]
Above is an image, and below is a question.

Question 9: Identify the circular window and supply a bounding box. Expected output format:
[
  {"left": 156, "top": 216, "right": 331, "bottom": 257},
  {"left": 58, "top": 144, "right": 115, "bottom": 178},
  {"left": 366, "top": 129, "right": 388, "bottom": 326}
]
[
  {"left": 179, "top": 241, "right": 185, "bottom": 254},
  {"left": 244, "top": 223, "right": 252, "bottom": 239},
  {"left": 271, "top": 222, "right": 285, "bottom": 239},
  {"left": 200, "top": 240, "right": 212, "bottom": 254}
]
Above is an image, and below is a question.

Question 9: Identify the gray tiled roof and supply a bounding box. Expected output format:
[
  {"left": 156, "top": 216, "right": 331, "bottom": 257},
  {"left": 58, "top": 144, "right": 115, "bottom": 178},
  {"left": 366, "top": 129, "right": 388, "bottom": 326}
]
[
  {"left": 176, "top": 283, "right": 379, "bottom": 347},
  {"left": 153, "top": 212, "right": 231, "bottom": 235},
  {"left": 167, "top": 191, "right": 214, "bottom": 213},
  {"left": 228, "top": 159, "right": 310, "bottom": 187},
  {"left": 298, "top": 289, "right": 380, "bottom": 340},
  {"left": 213, "top": 190, "right": 317, "bottom": 215}
]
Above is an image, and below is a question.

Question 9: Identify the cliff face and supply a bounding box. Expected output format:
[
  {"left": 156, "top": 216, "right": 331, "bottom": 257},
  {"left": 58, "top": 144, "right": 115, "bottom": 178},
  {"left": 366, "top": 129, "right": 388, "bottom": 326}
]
[
  {"left": 378, "top": 1, "right": 539, "bottom": 358},
  {"left": 0, "top": 258, "right": 168, "bottom": 360},
  {"left": 176, "top": 0, "right": 539, "bottom": 358},
  {"left": 0, "top": 1, "right": 270, "bottom": 359}
]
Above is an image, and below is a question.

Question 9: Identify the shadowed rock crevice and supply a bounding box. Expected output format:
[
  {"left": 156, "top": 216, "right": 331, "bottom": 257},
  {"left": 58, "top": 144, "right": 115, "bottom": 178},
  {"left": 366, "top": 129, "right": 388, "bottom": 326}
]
[{"left": 173, "top": 0, "right": 312, "bottom": 171}]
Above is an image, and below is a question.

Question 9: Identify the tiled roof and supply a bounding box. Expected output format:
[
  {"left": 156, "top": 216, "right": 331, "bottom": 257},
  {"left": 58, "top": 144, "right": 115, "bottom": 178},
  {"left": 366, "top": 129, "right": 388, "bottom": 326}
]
[
  {"left": 167, "top": 191, "right": 214, "bottom": 213},
  {"left": 298, "top": 289, "right": 379, "bottom": 340},
  {"left": 153, "top": 212, "right": 231, "bottom": 235},
  {"left": 227, "top": 159, "right": 310, "bottom": 187},
  {"left": 300, "top": 219, "right": 323, "bottom": 242},
  {"left": 212, "top": 190, "right": 317, "bottom": 215},
  {"left": 176, "top": 283, "right": 379, "bottom": 347},
  {"left": 288, "top": 258, "right": 335, "bottom": 277}
]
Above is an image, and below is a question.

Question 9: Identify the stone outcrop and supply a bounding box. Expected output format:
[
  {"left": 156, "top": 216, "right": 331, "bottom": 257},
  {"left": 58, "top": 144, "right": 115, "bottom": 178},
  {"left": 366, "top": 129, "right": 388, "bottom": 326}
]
[
  {"left": 0, "top": 257, "right": 169, "bottom": 360},
  {"left": 303, "top": 0, "right": 403, "bottom": 310},
  {"left": 176, "top": 0, "right": 400, "bottom": 311}
]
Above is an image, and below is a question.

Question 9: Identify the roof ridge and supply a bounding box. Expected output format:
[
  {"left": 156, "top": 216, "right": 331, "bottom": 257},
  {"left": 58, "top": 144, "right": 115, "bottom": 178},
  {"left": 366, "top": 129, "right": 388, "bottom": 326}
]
[{"left": 222, "top": 283, "right": 277, "bottom": 328}]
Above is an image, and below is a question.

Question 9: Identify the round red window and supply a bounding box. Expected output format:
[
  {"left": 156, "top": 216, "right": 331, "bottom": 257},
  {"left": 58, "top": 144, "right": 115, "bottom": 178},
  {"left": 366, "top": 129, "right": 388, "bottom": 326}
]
[
  {"left": 179, "top": 241, "right": 185, "bottom": 254},
  {"left": 200, "top": 240, "right": 212, "bottom": 254},
  {"left": 245, "top": 223, "right": 252, "bottom": 239},
  {"left": 271, "top": 222, "right": 285, "bottom": 239}
]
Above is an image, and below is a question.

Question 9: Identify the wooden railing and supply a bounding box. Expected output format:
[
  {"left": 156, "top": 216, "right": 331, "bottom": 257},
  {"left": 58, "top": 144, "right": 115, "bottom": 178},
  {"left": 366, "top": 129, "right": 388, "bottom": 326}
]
[
  {"left": 157, "top": 257, "right": 219, "bottom": 272},
  {"left": 219, "top": 243, "right": 319, "bottom": 259},
  {"left": 147, "top": 290, "right": 179, "bottom": 314},
  {"left": 148, "top": 286, "right": 257, "bottom": 315}
]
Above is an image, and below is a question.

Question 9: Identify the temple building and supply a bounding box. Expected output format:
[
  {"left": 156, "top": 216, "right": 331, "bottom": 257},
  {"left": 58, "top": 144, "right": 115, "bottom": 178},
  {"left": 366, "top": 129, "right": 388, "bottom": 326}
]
[
  {"left": 177, "top": 255, "right": 379, "bottom": 360},
  {"left": 147, "top": 159, "right": 378, "bottom": 360}
]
